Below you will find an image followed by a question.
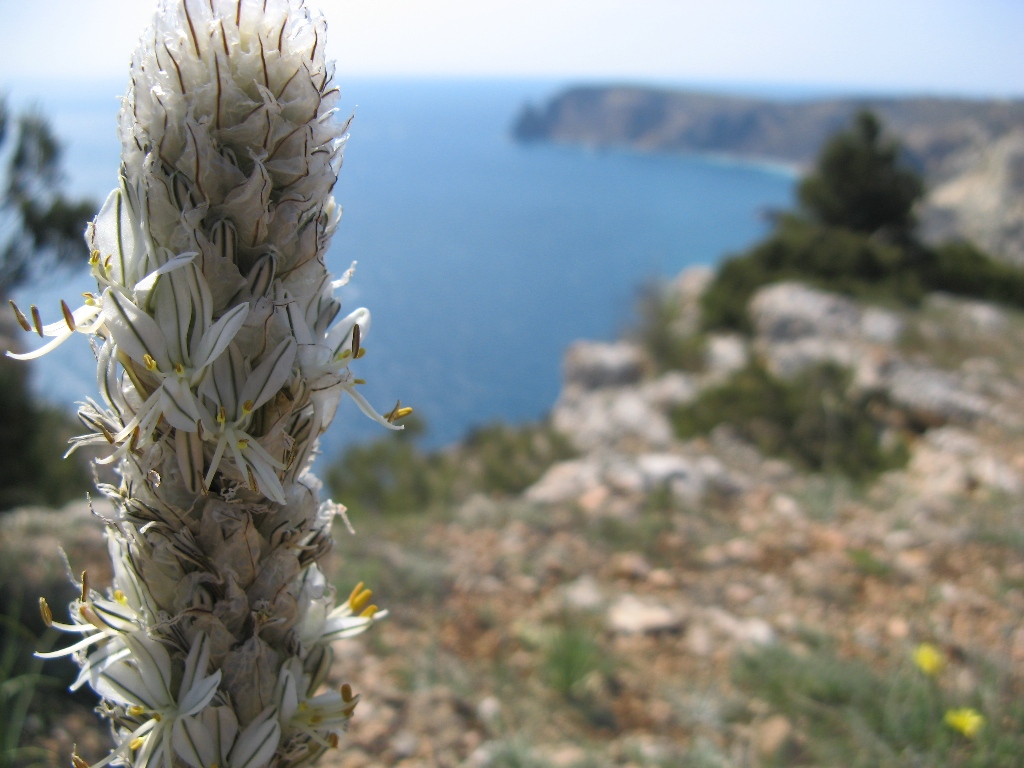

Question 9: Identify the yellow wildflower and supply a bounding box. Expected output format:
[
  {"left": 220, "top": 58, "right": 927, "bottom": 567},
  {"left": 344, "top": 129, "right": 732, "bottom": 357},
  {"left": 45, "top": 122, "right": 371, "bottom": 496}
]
[
  {"left": 913, "top": 643, "right": 944, "bottom": 676},
  {"left": 945, "top": 708, "right": 984, "bottom": 739}
]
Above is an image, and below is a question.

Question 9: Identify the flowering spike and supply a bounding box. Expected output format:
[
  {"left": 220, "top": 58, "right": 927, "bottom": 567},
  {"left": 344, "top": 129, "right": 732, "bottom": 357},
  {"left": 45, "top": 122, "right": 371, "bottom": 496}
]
[{"left": 16, "top": 2, "right": 403, "bottom": 764}]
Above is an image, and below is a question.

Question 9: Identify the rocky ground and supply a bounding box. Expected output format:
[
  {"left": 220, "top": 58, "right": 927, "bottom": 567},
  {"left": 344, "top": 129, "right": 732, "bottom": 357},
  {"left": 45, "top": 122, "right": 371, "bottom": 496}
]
[{"left": 7, "top": 273, "right": 1024, "bottom": 767}]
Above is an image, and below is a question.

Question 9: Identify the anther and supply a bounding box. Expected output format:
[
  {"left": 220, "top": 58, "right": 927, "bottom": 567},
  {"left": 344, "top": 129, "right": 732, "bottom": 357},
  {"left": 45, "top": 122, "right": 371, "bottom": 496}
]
[
  {"left": 328, "top": 733, "right": 340, "bottom": 749},
  {"left": 196, "top": 419, "right": 204, "bottom": 440},
  {"left": 114, "top": 590, "right": 127, "bottom": 605},
  {"left": 247, "top": 467, "right": 261, "bottom": 495},
  {"left": 355, "top": 347, "right": 366, "bottom": 359},
  {"left": 127, "top": 705, "right": 145, "bottom": 717},
  {"left": 218, "top": 407, "right": 227, "bottom": 424},
  {"left": 130, "top": 737, "right": 145, "bottom": 751},
  {"left": 89, "top": 249, "right": 101, "bottom": 265},
  {"left": 337, "top": 349, "right": 351, "bottom": 360},
  {"left": 349, "top": 588, "right": 372, "bottom": 613},
  {"left": 61, "top": 300, "right": 76, "bottom": 331},
  {"left": 347, "top": 582, "right": 365, "bottom": 607},
  {"left": 237, "top": 439, "right": 249, "bottom": 450},
  {"left": 39, "top": 597, "right": 52, "bottom": 627},
  {"left": 242, "top": 399, "right": 254, "bottom": 414},
  {"left": 351, "top": 323, "right": 360, "bottom": 357},
  {"left": 143, "top": 354, "right": 158, "bottom": 372},
  {"left": 353, "top": 379, "right": 366, "bottom": 385},
  {"left": 174, "top": 363, "right": 185, "bottom": 376},
  {"left": 72, "top": 753, "right": 89, "bottom": 768},
  {"left": 341, "top": 683, "right": 354, "bottom": 703},
  {"left": 9, "top": 301, "right": 31, "bottom": 332},
  {"left": 30, "top": 305, "right": 44, "bottom": 337},
  {"left": 359, "top": 604, "right": 378, "bottom": 619},
  {"left": 80, "top": 571, "right": 89, "bottom": 603}
]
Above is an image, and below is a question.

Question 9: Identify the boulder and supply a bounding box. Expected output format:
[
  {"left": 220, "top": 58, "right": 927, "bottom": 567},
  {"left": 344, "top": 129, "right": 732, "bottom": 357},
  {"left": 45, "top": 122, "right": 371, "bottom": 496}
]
[{"left": 563, "top": 340, "right": 647, "bottom": 390}]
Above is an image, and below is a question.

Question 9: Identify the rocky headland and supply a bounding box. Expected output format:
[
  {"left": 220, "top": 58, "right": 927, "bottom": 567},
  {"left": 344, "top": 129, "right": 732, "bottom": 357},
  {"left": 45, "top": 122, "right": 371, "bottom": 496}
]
[{"left": 514, "top": 87, "right": 1024, "bottom": 264}]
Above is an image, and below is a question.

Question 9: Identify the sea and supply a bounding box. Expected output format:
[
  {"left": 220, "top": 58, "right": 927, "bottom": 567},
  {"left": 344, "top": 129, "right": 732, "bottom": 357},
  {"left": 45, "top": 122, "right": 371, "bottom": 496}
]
[{"left": 4, "top": 78, "right": 795, "bottom": 460}]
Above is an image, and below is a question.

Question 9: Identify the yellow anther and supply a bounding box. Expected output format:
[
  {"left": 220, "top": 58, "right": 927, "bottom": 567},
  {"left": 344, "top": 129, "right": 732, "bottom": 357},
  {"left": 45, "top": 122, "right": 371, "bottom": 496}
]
[
  {"left": 9, "top": 301, "right": 31, "bottom": 332},
  {"left": 352, "top": 378, "right": 366, "bottom": 385},
  {"left": 30, "top": 305, "right": 44, "bottom": 337},
  {"left": 355, "top": 347, "right": 367, "bottom": 359},
  {"left": 337, "top": 349, "right": 351, "bottom": 360},
  {"left": 114, "top": 590, "right": 127, "bottom": 605},
  {"left": 104, "top": 254, "right": 113, "bottom": 270},
  {"left": 143, "top": 354, "right": 158, "bottom": 372},
  {"left": 89, "top": 249, "right": 100, "bottom": 265},
  {"left": 218, "top": 406, "right": 227, "bottom": 424},
  {"left": 82, "top": 293, "right": 97, "bottom": 306},
  {"left": 61, "top": 300, "right": 76, "bottom": 331},
  {"left": 298, "top": 702, "right": 308, "bottom": 712},
  {"left": 347, "top": 582, "right": 365, "bottom": 606},
  {"left": 309, "top": 714, "right": 323, "bottom": 725},
  {"left": 242, "top": 400, "right": 254, "bottom": 414},
  {"left": 349, "top": 588, "right": 373, "bottom": 614},
  {"left": 328, "top": 733, "right": 340, "bottom": 749},
  {"left": 341, "top": 683, "right": 354, "bottom": 703},
  {"left": 39, "top": 597, "right": 52, "bottom": 627},
  {"left": 174, "top": 363, "right": 185, "bottom": 376},
  {"left": 130, "top": 737, "right": 145, "bottom": 751},
  {"left": 237, "top": 439, "right": 249, "bottom": 450},
  {"left": 151, "top": 713, "right": 162, "bottom": 722},
  {"left": 359, "top": 604, "right": 378, "bottom": 619},
  {"left": 127, "top": 705, "right": 146, "bottom": 717}
]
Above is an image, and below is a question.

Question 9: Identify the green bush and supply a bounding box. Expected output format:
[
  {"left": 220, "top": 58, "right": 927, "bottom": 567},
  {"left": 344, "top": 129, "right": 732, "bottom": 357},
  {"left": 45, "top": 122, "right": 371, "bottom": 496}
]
[
  {"left": 698, "top": 111, "right": 1024, "bottom": 333},
  {"left": 671, "top": 362, "right": 907, "bottom": 481},
  {"left": 633, "top": 281, "right": 707, "bottom": 373},
  {"left": 326, "top": 416, "right": 575, "bottom": 516}
]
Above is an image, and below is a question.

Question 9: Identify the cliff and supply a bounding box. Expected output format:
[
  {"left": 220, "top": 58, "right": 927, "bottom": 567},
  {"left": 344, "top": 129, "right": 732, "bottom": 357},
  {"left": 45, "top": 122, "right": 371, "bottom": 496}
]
[{"left": 514, "top": 86, "right": 1024, "bottom": 263}]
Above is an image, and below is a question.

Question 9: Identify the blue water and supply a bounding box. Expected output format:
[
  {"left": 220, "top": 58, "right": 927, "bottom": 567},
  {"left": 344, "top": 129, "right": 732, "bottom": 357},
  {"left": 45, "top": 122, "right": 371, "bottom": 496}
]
[{"left": 5, "top": 78, "right": 794, "bottom": 458}]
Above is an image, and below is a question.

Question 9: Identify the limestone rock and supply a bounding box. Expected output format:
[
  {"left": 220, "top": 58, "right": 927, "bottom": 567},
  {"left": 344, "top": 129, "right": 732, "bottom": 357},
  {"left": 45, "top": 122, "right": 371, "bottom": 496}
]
[
  {"left": 563, "top": 340, "right": 647, "bottom": 390},
  {"left": 607, "top": 594, "right": 684, "bottom": 634}
]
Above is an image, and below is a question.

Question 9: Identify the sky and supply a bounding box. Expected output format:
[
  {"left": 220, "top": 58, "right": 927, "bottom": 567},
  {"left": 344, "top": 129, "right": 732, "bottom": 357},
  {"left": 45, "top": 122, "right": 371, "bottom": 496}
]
[{"left": 0, "top": 0, "right": 1022, "bottom": 96}]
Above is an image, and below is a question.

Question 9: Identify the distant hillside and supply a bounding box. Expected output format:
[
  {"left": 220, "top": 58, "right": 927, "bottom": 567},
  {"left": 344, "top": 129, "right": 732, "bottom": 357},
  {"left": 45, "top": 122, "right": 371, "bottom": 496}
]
[{"left": 514, "top": 87, "right": 1024, "bottom": 264}]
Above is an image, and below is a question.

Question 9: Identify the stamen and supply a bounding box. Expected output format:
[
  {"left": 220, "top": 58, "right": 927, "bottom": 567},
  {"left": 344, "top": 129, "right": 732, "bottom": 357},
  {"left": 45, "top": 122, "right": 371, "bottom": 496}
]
[
  {"left": 196, "top": 419, "right": 204, "bottom": 440},
  {"left": 359, "top": 604, "right": 378, "bottom": 619},
  {"left": 9, "top": 301, "right": 31, "bottom": 332},
  {"left": 30, "top": 305, "right": 44, "bottom": 337},
  {"left": 352, "top": 379, "right": 366, "bottom": 385},
  {"left": 128, "top": 705, "right": 145, "bottom": 717},
  {"left": 130, "top": 737, "right": 145, "bottom": 751},
  {"left": 72, "top": 753, "right": 89, "bottom": 768},
  {"left": 114, "top": 590, "right": 128, "bottom": 605},
  {"left": 174, "top": 363, "right": 185, "bottom": 376},
  {"left": 328, "top": 733, "right": 339, "bottom": 749},
  {"left": 341, "top": 683, "right": 354, "bottom": 703},
  {"left": 355, "top": 347, "right": 366, "bottom": 359},
  {"left": 39, "top": 597, "right": 52, "bottom": 627},
  {"left": 61, "top": 300, "right": 77, "bottom": 331},
  {"left": 237, "top": 439, "right": 249, "bottom": 450},
  {"left": 80, "top": 571, "right": 89, "bottom": 603},
  {"left": 351, "top": 324, "right": 360, "bottom": 357},
  {"left": 143, "top": 354, "right": 158, "bottom": 372},
  {"left": 337, "top": 349, "right": 351, "bottom": 360},
  {"left": 247, "top": 467, "right": 261, "bottom": 495},
  {"left": 89, "top": 250, "right": 101, "bottom": 266},
  {"left": 242, "top": 399, "right": 254, "bottom": 414},
  {"left": 218, "top": 407, "right": 227, "bottom": 424}
]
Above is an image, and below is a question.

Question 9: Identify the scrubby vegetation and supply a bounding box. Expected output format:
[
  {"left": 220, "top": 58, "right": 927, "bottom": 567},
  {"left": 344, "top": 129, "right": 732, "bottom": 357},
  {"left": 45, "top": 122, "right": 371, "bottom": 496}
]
[
  {"left": 699, "top": 112, "right": 1024, "bottom": 332},
  {"left": 671, "top": 362, "right": 907, "bottom": 480},
  {"left": 734, "top": 641, "right": 1024, "bottom": 767},
  {"left": 326, "top": 415, "right": 575, "bottom": 516}
]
